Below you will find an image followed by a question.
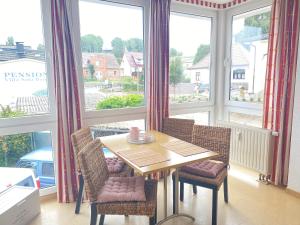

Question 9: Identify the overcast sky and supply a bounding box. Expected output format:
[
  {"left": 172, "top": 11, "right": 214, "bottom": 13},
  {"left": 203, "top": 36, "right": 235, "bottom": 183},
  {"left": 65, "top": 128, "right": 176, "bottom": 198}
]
[{"left": 0, "top": 0, "right": 212, "bottom": 57}]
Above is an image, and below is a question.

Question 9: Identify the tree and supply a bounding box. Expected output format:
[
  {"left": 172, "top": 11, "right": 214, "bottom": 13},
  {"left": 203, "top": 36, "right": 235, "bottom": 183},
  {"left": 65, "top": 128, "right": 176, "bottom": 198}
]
[
  {"left": 37, "top": 44, "right": 45, "bottom": 51},
  {"left": 245, "top": 11, "right": 270, "bottom": 35},
  {"left": 193, "top": 45, "right": 210, "bottom": 65},
  {"left": 87, "top": 63, "right": 95, "bottom": 79},
  {"left": 6, "top": 36, "right": 14, "bottom": 46},
  {"left": 125, "top": 38, "right": 143, "bottom": 52},
  {"left": 111, "top": 37, "right": 125, "bottom": 64},
  {"left": 0, "top": 105, "right": 32, "bottom": 167},
  {"left": 81, "top": 34, "right": 103, "bottom": 53},
  {"left": 235, "top": 11, "right": 271, "bottom": 43},
  {"left": 169, "top": 56, "right": 184, "bottom": 99},
  {"left": 170, "top": 48, "right": 182, "bottom": 57}
]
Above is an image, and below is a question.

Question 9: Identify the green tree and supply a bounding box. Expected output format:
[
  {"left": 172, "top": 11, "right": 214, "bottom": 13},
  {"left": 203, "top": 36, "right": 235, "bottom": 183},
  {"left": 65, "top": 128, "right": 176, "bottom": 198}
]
[
  {"left": 87, "top": 63, "right": 95, "bottom": 79},
  {"left": 193, "top": 45, "right": 210, "bottom": 65},
  {"left": 37, "top": 44, "right": 45, "bottom": 51},
  {"left": 111, "top": 37, "right": 125, "bottom": 64},
  {"left": 0, "top": 105, "right": 32, "bottom": 167},
  {"left": 245, "top": 11, "right": 271, "bottom": 35},
  {"left": 125, "top": 38, "right": 143, "bottom": 52},
  {"left": 235, "top": 11, "right": 271, "bottom": 43},
  {"left": 170, "top": 48, "right": 182, "bottom": 57},
  {"left": 169, "top": 56, "right": 184, "bottom": 99},
  {"left": 6, "top": 36, "right": 14, "bottom": 46},
  {"left": 81, "top": 34, "right": 103, "bottom": 53}
]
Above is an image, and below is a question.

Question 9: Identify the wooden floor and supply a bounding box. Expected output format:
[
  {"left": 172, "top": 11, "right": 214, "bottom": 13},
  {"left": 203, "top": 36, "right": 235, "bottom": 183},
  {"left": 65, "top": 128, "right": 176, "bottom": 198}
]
[{"left": 30, "top": 164, "right": 300, "bottom": 225}]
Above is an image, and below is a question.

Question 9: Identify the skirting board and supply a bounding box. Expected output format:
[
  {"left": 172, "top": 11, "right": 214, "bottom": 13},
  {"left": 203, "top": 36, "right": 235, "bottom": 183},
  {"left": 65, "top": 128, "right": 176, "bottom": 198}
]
[{"left": 286, "top": 188, "right": 300, "bottom": 198}]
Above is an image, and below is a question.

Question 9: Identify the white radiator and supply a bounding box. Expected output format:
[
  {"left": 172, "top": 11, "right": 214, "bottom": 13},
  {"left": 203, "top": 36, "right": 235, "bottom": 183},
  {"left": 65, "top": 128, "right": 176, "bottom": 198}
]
[{"left": 216, "top": 121, "right": 274, "bottom": 176}]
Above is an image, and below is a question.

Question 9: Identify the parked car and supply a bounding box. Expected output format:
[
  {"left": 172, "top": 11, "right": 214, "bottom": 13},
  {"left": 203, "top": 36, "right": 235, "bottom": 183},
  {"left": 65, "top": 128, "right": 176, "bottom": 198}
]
[
  {"left": 0, "top": 167, "right": 39, "bottom": 194},
  {"left": 16, "top": 147, "right": 55, "bottom": 189}
]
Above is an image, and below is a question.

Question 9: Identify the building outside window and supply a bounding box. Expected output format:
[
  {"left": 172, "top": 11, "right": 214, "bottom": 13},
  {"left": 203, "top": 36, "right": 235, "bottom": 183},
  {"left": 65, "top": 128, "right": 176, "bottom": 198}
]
[{"left": 79, "top": 0, "right": 145, "bottom": 111}]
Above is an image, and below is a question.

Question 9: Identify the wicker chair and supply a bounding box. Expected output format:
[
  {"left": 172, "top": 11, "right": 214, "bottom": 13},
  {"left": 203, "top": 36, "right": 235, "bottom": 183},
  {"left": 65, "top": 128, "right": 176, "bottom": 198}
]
[
  {"left": 162, "top": 118, "right": 195, "bottom": 143},
  {"left": 71, "top": 127, "right": 133, "bottom": 214},
  {"left": 172, "top": 125, "right": 231, "bottom": 225},
  {"left": 78, "top": 139, "right": 158, "bottom": 225}
]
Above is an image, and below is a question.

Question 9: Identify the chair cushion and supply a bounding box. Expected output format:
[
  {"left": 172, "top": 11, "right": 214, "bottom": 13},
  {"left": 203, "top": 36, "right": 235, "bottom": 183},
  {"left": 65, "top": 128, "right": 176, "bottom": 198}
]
[
  {"left": 97, "top": 176, "right": 146, "bottom": 203},
  {"left": 181, "top": 160, "right": 225, "bottom": 178},
  {"left": 105, "top": 157, "right": 125, "bottom": 173}
]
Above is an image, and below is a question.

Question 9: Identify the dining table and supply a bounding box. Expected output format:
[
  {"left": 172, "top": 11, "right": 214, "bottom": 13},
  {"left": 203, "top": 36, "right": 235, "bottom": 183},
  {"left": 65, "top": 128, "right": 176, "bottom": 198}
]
[{"left": 100, "top": 130, "right": 218, "bottom": 224}]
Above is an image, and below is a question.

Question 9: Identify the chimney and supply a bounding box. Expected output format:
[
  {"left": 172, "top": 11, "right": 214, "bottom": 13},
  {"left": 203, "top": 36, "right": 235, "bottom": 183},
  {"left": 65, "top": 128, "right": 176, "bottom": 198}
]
[{"left": 16, "top": 42, "right": 25, "bottom": 58}]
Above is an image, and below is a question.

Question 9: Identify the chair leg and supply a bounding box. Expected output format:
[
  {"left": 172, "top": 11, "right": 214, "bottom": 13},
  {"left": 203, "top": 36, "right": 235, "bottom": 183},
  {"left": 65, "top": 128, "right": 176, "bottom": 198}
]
[
  {"left": 192, "top": 185, "right": 197, "bottom": 194},
  {"left": 90, "top": 204, "right": 97, "bottom": 225},
  {"left": 75, "top": 174, "right": 84, "bottom": 214},
  {"left": 180, "top": 181, "right": 184, "bottom": 202},
  {"left": 224, "top": 176, "right": 228, "bottom": 203},
  {"left": 149, "top": 216, "right": 156, "bottom": 225},
  {"left": 99, "top": 215, "right": 105, "bottom": 225},
  {"left": 212, "top": 189, "right": 218, "bottom": 225},
  {"left": 172, "top": 177, "right": 175, "bottom": 214},
  {"left": 155, "top": 205, "right": 157, "bottom": 224}
]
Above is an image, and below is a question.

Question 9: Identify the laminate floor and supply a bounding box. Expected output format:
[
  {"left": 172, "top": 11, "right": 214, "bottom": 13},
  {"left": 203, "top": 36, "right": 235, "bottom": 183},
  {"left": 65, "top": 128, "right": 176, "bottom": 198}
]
[{"left": 30, "top": 164, "right": 300, "bottom": 225}]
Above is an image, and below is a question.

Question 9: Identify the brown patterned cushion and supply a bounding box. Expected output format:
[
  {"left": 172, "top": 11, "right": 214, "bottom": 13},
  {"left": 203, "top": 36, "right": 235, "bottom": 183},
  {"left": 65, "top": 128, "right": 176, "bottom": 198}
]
[
  {"left": 97, "top": 176, "right": 146, "bottom": 203},
  {"left": 181, "top": 160, "right": 225, "bottom": 178},
  {"left": 105, "top": 157, "right": 125, "bottom": 173}
]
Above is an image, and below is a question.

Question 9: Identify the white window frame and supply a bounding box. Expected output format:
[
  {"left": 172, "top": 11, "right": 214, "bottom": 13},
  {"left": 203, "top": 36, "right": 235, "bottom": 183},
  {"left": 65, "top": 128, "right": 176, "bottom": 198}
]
[
  {"left": 223, "top": 0, "right": 272, "bottom": 125},
  {"left": 0, "top": 0, "right": 57, "bottom": 196},
  {"left": 169, "top": 2, "right": 217, "bottom": 125},
  {"left": 72, "top": 0, "right": 149, "bottom": 128}
]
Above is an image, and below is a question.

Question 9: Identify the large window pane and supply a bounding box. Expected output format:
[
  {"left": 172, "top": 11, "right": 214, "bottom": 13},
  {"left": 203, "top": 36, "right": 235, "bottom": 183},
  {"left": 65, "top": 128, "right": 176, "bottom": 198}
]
[
  {"left": 229, "top": 112, "right": 262, "bottom": 127},
  {"left": 0, "top": 131, "right": 55, "bottom": 189},
  {"left": 169, "top": 13, "right": 212, "bottom": 104},
  {"left": 171, "top": 112, "right": 209, "bottom": 125},
  {"left": 230, "top": 7, "right": 271, "bottom": 103},
  {"left": 0, "top": 0, "right": 49, "bottom": 118},
  {"left": 79, "top": 1, "right": 144, "bottom": 111}
]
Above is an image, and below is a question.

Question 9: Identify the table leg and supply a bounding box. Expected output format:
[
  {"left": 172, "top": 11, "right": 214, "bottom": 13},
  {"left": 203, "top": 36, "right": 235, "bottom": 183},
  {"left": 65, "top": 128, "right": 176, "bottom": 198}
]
[
  {"left": 157, "top": 168, "right": 195, "bottom": 225},
  {"left": 164, "top": 170, "right": 168, "bottom": 218}
]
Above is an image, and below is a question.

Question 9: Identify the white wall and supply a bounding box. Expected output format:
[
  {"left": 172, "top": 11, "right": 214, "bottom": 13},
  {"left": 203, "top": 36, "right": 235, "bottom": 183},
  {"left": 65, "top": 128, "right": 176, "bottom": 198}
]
[{"left": 288, "top": 39, "right": 300, "bottom": 193}]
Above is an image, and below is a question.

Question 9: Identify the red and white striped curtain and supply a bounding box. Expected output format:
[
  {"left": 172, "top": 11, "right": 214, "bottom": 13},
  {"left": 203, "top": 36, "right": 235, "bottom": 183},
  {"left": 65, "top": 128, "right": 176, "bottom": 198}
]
[
  {"left": 147, "top": 0, "right": 171, "bottom": 132},
  {"left": 263, "top": 0, "right": 300, "bottom": 185},
  {"left": 51, "top": 0, "right": 83, "bottom": 202}
]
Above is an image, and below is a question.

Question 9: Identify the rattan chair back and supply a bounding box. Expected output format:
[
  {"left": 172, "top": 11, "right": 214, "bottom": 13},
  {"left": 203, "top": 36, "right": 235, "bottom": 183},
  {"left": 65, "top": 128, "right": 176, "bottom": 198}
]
[
  {"left": 78, "top": 139, "right": 109, "bottom": 202},
  {"left": 192, "top": 125, "right": 231, "bottom": 165},
  {"left": 162, "top": 118, "right": 195, "bottom": 143}
]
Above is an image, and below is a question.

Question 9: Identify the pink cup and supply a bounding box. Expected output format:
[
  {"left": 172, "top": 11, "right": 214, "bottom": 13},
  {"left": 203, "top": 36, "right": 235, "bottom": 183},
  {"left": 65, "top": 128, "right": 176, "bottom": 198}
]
[{"left": 130, "top": 127, "right": 140, "bottom": 141}]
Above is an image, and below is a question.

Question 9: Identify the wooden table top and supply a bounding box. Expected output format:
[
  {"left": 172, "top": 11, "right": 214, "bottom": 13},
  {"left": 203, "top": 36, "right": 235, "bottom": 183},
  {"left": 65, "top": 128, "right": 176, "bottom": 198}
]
[{"left": 100, "top": 130, "right": 218, "bottom": 176}]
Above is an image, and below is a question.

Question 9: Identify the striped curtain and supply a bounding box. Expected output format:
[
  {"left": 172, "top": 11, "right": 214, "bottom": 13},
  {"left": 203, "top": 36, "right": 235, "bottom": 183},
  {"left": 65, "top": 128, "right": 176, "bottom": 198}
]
[
  {"left": 147, "top": 0, "right": 171, "bottom": 132},
  {"left": 263, "top": 0, "right": 300, "bottom": 185},
  {"left": 147, "top": 0, "right": 171, "bottom": 180},
  {"left": 51, "top": 0, "right": 83, "bottom": 202}
]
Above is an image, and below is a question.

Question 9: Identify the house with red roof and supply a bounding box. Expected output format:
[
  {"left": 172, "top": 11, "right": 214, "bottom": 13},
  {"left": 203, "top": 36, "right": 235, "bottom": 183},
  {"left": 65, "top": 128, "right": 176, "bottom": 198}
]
[
  {"left": 120, "top": 52, "right": 143, "bottom": 79},
  {"left": 82, "top": 53, "right": 121, "bottom": 80}
]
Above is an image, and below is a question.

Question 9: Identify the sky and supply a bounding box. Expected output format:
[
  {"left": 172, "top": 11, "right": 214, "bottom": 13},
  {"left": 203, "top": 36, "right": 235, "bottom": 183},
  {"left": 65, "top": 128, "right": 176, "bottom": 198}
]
[
  {"left": 0, "top": 0, "right": 44, "bottom": 49},
  {"left": 0, "top": 0, "right": 212, "bottom": 57}
]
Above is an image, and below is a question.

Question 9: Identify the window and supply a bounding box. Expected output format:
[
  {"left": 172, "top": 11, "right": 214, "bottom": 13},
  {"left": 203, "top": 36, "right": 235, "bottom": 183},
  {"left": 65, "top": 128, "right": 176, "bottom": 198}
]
[
  {"left": 171, "top": 112, "right": 210, "bottom": 125},
  {"left": 229, "top": 112, "right": 262, "bottom": 127},
  {"left": 79, "top": 1, "right": 145, "bottom": 111},
  {"left": 229, "top": 7, "right": 271, "bottom": 103},
  {"left": 0, "top": 131, "right": 55, "bottom": 189},
  {"left": 91, "top": 119, "right": 145, "bottom": 138},
  {"left": 233, "top": 69, "right": 245, "bottom": 79},
  {"left": 0, "top": 0, "right": 50, "bottom": 118},
  {"left": 169, "top": 12, "right": 212, "bottom": 104}
]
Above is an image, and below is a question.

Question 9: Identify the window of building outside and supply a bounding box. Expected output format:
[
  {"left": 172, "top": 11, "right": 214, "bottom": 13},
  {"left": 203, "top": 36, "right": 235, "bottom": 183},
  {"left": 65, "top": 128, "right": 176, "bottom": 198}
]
[
  {"left": 169, "top": 12, "right": 212, "bottom": 104},
  {"left": 171, "top": 112, "right": 210, "bottom": 125},
  {"left": 79, "top": 0, "right": 145, "bottom": 111},
  {"left": 0, "top": 0, "right": 50, "bottom": 119},
  {"left": 229, "top": 7, "right": 271, "bottom": 103}
]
